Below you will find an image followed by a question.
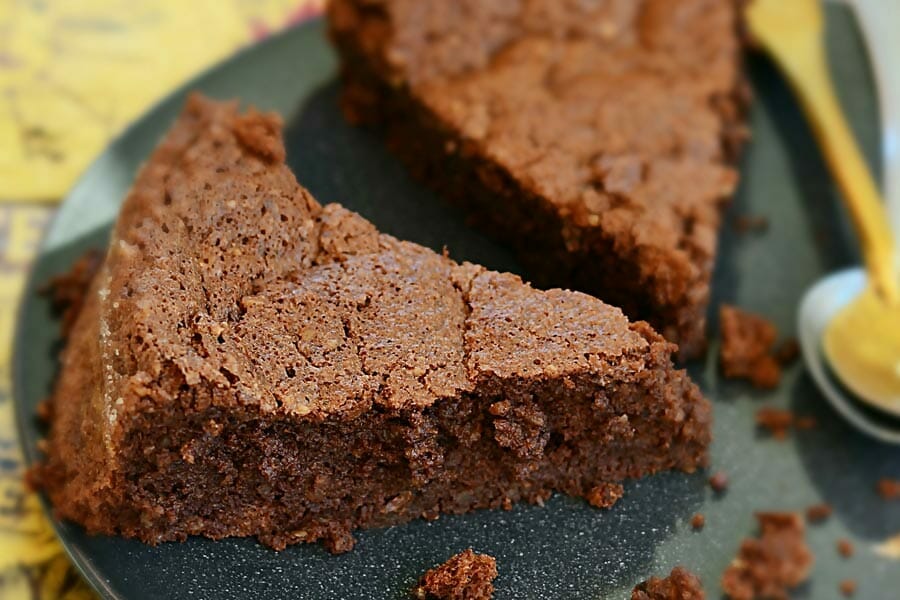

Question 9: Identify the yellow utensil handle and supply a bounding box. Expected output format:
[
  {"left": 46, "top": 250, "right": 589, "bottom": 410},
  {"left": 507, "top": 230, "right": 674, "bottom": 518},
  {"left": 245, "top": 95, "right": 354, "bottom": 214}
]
[{"left": 778, "top": 31, "right": 899, "bottom": 304}]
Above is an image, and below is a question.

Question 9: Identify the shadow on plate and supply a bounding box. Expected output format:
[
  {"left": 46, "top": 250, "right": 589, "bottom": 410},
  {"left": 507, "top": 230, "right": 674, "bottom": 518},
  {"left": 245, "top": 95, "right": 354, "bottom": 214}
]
[
  {"left": 790, "top": 373, "right": 900, "bottom": 541},
  {"left": 746, "top": 40, "right": 866, "bottom": 275}
]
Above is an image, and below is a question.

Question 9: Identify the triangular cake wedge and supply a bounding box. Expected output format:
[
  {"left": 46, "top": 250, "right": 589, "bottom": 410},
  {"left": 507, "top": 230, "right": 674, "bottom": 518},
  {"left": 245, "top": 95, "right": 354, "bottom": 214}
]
[
  {"left": 328, "top": 0, "right": 748, "bottom": 358},
  {"left": 41, "top": 95, "right": 710, "bottom": 552}
]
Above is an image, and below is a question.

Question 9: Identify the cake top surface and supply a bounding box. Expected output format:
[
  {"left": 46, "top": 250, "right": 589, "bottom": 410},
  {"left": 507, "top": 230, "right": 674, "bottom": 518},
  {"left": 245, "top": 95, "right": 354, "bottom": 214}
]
[
  {"left": 89, "top": 94, "right": 659, "bottom": 422},
  {"left": 332, "top": 0, "right": 745, "bottom": 294}
]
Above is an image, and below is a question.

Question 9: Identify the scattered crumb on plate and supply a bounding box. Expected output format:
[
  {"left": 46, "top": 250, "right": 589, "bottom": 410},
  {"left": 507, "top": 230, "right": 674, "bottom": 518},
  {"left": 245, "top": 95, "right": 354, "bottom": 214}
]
[
  {"left": 691, "top": 513, "right": 706, "bottom": 530},
  {"left": 794, "top": 416, "right": 817, "bottom": 430},
  {"left": 840, "top": 579, "right": 857, "bottom": 597},
  {"left": 719, "top": 305, "right": 781, "bottom": 389},
  {"left": 773, "top": 337, "right": 800, "bottom": 365},
  {"left": 709, "top": 472, "right": 729, "bottom": 493},
  {"left": 733, "top": 214, "right": 769, "bottom": 234},
  {"left": 412, "top": 549, "right": 497, "bottom": 600},
  {"left": 631, "top": 566, "right": 704, "bottom": 600},
  {"left": 755, "top": 407, "right": 818, "bottom": 439},
  {"left": 755, "top": 407, "right": 794, "bottom": 440},
  {"left": 586, "top": 482, "right": 625, "bottom": 509},
  {"left": 877, "top": 478, "right": 900, "bottom": 500},
  {"left": 805, "top": 503, "right": 832, "bottom": 524},
  {"left": 721, "top": 512, "right": 813, "bottom": 600}
]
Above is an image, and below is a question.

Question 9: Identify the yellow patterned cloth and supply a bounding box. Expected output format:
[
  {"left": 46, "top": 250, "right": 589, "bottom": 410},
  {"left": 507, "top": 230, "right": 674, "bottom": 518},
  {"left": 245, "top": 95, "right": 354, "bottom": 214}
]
[{"left": 0, "top": 1, "right": 322, "bottom": 597}]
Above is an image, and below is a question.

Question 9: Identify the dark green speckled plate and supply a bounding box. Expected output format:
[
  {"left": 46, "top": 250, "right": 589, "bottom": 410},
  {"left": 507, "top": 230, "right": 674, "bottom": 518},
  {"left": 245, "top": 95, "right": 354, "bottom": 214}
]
[{"left": 14, "top": 8, "right": 900, "bottom": 599}]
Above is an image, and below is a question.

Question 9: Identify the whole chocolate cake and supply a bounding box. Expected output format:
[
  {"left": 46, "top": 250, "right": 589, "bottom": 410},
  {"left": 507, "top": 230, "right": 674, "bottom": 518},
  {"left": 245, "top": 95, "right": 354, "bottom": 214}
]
[
  {"left": 328, "top": 0, "right": 749, "bottom": 358},
  {"left": 40, "top": 95, "right": 710, "bottom": 552}
]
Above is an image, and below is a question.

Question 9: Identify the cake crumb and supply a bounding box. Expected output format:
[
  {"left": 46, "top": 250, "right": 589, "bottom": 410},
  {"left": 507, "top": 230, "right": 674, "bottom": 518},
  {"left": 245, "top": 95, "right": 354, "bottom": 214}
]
[
  {"left": 773, "top": 337, "right": 800, "bottom": 365},
  {"left": 691, "top": 513, "right": 706, "bottom": 530},
  {"left": 36, "top": 398, "right": 52, "bottom": 421},
  {"left": 721, "top": 512, "right": 813, "bottom": 600},
  {"left": 412, "top": 549, "right": 497, "bottom": 600},
  {"left": 719, "top": 305, "right": 782, "bottom": 389},
  {"left": 877, "top": 478, "right": 900, "bottom": 499},
  {"left": 631, "top": 566, "right": 704, "bottom": 599},
  {"left": 755, "top": 407, "right": 794, "bottom": 440},
  {"left": 733, "top": 214, "right": 769, "bottom": 234},
  {"left": 837, "top": 538, "right": 855, "bottom": 558},
  {"left": 709, "top": 472, "right": 729, "bottom": 493},
  {"left": 805, "top": 503, "right": 832, "bottom": 523},
  {"left": 795, "top": 416, "right": 817, "bottom": 430},
  {"left": 840, "top": 579, "right": 856, "bottom": 597},
  {"left": 230, "top": 107, "right": 286, "bottom": 163},
  {"left": 23, "top": 466, "right": 43, "bottom": 493},
  {"left": 755, "top": 407, "right": 817, "bottom": 439},
  {"left": 586, "top": 482, "right": 624, "bottom": 508}
]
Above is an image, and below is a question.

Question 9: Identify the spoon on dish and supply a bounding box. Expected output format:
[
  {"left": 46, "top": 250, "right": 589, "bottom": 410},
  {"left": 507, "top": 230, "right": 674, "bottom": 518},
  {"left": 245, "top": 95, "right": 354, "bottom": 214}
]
[{"left": 746, "top": 0, "right": 900, "bottom": 441}]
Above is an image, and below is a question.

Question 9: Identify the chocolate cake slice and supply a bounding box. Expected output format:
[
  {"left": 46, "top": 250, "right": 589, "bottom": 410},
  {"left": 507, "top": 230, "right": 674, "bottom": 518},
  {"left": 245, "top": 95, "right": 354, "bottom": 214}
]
[
  {"left": 40, "top": 95, "right": 710, "bottom": 552},
  {"left": 327, "top": 0, "right": 749, "bottom": 358}
]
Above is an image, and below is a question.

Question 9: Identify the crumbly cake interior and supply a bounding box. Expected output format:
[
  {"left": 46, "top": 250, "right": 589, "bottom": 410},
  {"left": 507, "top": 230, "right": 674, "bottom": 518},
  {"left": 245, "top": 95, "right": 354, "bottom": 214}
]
[
  {"left": 328, "top": 0, "right": 748, "bottom": 357},
  {"left": 41, "top": 95, "right": 710, "bottom": 552}
]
